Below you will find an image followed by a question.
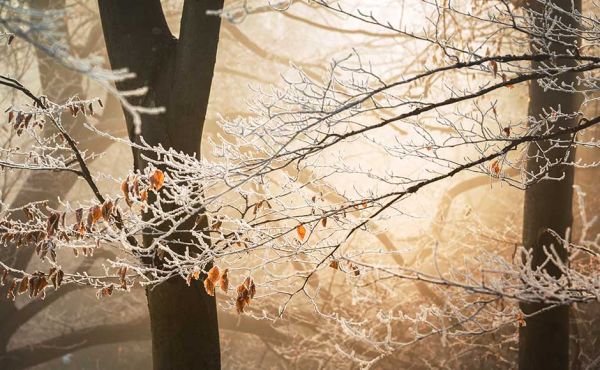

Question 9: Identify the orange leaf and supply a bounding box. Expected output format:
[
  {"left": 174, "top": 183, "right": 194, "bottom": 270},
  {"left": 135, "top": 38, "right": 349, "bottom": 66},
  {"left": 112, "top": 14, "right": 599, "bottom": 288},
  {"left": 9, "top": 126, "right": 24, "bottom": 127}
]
[
  {"left": 203, "top": 278, "right": 215, "bottom": 296},
  {"left": 91, "top": 205, "right": 102, "bottom": 224},
  {"left": 101, "top": 200, "right": 113, "bottom": 220},
  {"left": 121, "top": 178, "right": 132, "bottom": 207},
  {"left": 149, "top": 169, "right": 165, "bottom": 190},
  {"left": 207, "top": 265, "right": 220, "bottom": 284},
  {"left": 235, "top": 296, "right": 246, "bottom": 313},
  {"left": 490, "top": 160, "right": 501, "bottom": 175},
  {"left": 296, "top": 224, "right": 307, "bottom": 241},
  {"left": 219, "top": 269, "right": 229, "bottom": 293}
]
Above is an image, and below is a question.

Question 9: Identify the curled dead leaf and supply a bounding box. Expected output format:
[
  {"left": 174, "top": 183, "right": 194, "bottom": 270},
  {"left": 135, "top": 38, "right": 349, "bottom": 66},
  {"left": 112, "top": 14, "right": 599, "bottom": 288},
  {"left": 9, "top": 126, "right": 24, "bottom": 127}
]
[
  {"left": 219, "top": 269, "right": 229, "bottom": 293},
  {"left": 121, "top": 179, "right": 132, "bottom": 207}
]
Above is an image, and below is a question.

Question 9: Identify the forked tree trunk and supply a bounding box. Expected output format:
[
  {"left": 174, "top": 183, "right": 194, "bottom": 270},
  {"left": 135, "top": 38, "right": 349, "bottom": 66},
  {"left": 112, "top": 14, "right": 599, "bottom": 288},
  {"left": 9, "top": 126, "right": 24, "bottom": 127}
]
[
  {"left": 519, "top": 1, "right": 581, "bottom": 369},
  {"left": 98, "top": 1, "right": 224, "bottom": 368}
]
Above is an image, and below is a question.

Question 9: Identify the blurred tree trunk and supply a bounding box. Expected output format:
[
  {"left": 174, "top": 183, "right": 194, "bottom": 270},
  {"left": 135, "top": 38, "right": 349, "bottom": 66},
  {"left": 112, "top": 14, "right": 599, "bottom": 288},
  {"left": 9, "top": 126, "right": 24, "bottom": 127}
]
[
  {"left": 98, "top": 1, "right": 223, "bottom": 369},
  {"left": 519, "top": 1, "right": 582, "bottom": 369}
]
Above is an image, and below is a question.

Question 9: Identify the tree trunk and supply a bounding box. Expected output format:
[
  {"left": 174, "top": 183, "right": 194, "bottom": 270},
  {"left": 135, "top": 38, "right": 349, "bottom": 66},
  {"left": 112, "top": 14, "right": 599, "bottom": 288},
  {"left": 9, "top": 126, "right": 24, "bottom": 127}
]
[
  {"left": 519, "top": 1, "right": 582, "bottom": 369},
  {"left": 98, "top": 1, "right": 224, "bottom": 368}
]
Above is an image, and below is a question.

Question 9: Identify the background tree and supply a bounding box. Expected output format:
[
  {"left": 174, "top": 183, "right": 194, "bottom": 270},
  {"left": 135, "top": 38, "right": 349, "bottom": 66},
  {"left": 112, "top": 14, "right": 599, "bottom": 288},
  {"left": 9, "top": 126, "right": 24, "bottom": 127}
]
[{"left": 519, "top": 1, "right": 582, "bottom": 369}]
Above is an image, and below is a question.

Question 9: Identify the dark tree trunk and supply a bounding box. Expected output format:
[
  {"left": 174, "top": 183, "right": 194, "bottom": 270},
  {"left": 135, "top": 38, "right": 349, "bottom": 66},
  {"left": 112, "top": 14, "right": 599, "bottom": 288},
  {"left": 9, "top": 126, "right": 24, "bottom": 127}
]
[
  {"left": 519, "top": 1, "right": 582, "bottom": 369},
  {"left": 97, "top": 1, "right": 224, "bottom": 368}
]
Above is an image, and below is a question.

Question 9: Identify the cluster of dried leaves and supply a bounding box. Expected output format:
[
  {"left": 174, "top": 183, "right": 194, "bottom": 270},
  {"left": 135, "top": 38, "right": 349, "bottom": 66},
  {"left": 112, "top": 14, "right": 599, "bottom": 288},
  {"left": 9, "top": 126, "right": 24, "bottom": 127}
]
[
  {"left": 6, "top": 107, "right": 44, "bottom": 135},
  {"left": 121, "top": 169, "right": 164, "bottom": 206},
  {"left": 185, "top": 264, "right": 257, "bottom": 314},
  {"left": 2, "top": 267, "right": 64, "bottom": 301},
  {"left": 65, "top": 97, "right": 102, "bottom": 118}
]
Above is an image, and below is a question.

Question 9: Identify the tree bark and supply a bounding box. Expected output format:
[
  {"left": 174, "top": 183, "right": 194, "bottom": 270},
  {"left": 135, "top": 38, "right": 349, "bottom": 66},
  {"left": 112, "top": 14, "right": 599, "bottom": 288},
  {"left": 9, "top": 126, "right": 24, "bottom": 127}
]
[
  {"left": 519, "top": 1, "right": 582, "bottom": 369},
  {"left": 97, "top": 1, "right": 224, "bottom": 368}
]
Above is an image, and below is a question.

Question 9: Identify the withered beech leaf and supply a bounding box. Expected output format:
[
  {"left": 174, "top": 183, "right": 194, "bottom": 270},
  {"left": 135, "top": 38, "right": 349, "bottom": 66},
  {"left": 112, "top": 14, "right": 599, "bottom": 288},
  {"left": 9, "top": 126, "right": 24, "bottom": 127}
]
[
  {"left": 56, "top": 270, "right": 64, "bottom": 288},
  {"left": 296, "top": 224, "right": 307, "bottom": 241},
  {"left": 207, "top": 265, "right": 220, "bottom": 285},
  {"left": 46, "top": 212, "right": 60, "bottom": 237},
  {"left": 86, "top": 211, "right": 93, "bottom": 231},
  {"left": 75, "top": 208, "right": 83, "bottom": 225},
  {"left": 236, "top": 285, "right": 248, "bottom": 313},
  {"left": 321, "top": 217, "right": 327, "bottom": 227},
  {"left": 248, "top": 279, "right": 256, "bottom": 300},
  {"left": 118, "top": 267, "right": 127, "bottom": 289},
  {"left": 121, "top": 179, "right": 132, "bottom": 207},
  {"left": 235, "top": 296, "right": 245, "bottom": 313},
  {"left": 97, "top": 284, "right": 114, "bottom": 298},
  {"left": 235, "top": 276, "right": 256, "bottom": 314},
  {"left": 6, "top": 280, "right": 16, "bottom": 301},
  {"left": 149, "top": 169, "right": 165, "bottom": 190},
  {"left": 489, "top": 60, "right": 498, "bottom": 78},
  {"left": 118, "top": 266, "right": 127, "bottom": 282},
  {"left": 203, "top": 278, "right": 216, "bottom": 296},
  {"left": 219, "top": 269, "right": 229, "bottom": 293},
  {"left": 132, "top": 177, "right": 140, "bottom": 197},
  {"left": 1, "top": 269, "right": 8, "bottom": 285},
  {"left": 490, "top": 160, "right": 501, "bottom": 175},
  {"left": 101, "top": 200, "right": 113, "bottom": 221},
  {"left": 17, "top": 277, "right": 28, "bottom": 295},
  {"left": 329, "top": 260, "right": 339, "bottom": 270},
  {"left": 91, "top": 205, "right": 102, "bottom": 224}
]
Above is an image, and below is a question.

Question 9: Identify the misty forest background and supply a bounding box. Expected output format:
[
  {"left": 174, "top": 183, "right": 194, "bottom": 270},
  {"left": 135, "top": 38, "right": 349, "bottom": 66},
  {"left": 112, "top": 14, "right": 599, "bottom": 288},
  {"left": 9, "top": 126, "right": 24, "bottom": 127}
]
[{"left": 0, "top": 1, "right": 598, "bottom": 370}]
